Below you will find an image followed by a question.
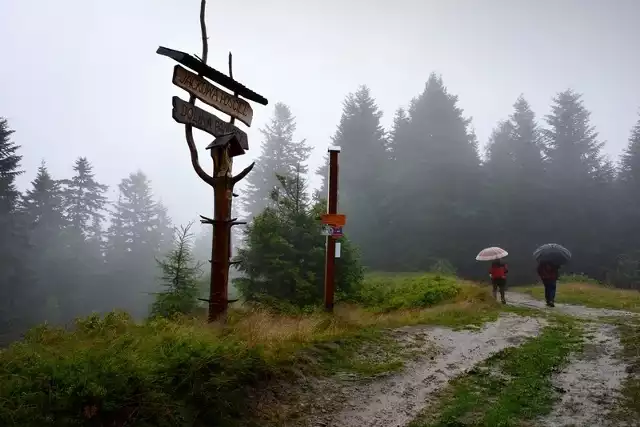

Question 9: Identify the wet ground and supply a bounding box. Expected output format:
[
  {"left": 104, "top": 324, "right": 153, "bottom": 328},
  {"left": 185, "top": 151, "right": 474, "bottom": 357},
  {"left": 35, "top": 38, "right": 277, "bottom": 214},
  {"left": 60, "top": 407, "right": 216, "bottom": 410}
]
[{"left": 302, "top": 292, "right": 636, "bottom": 427}]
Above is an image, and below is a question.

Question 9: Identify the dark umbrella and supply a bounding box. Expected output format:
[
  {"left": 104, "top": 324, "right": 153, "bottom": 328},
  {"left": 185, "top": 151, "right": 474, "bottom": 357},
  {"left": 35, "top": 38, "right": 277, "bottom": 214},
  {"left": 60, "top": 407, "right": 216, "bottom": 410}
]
[{"left": 533, "top": 243, "right": 572, "bottom": 265}]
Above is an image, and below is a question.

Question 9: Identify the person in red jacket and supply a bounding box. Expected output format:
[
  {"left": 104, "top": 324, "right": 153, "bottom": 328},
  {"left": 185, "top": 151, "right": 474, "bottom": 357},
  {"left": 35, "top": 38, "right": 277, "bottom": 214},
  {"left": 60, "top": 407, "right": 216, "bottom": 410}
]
[
  {"left": 537, "top": 261, "right": 560, "bottom": 307},
  {"left": 490, "top": 260, "right": 508, "bottom": 304}
]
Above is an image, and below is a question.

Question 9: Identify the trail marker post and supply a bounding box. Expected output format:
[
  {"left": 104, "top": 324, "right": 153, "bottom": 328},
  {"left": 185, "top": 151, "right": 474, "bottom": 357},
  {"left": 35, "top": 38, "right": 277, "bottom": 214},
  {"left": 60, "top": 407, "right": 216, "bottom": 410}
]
[{"left": 321, "top": 146, "right": 345, "bottom": 312}]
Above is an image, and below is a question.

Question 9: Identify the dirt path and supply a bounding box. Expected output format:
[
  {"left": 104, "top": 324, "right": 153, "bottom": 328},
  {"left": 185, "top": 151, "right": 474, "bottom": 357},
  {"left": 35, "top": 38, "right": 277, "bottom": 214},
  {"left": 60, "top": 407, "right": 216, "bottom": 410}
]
[
  {"left": 506, "top": 291, "right": 637, "bottom": 319},
  {"left": 536, "top": 322, "right": 628, "bottom": 427},
  {"left": 506, "top": 291, "right": 633, "bottom": 427},
  {"left": 307, "top": 313, "right": 545, "bottom": 427}
]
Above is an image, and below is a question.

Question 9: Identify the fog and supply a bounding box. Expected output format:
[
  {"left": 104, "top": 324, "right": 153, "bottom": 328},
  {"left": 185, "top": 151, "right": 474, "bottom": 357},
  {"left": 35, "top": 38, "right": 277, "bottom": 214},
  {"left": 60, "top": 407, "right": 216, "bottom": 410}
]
[
  {"left": 2, "top": 0, "right": 640, "bottom": 341},
  {"left": 2, "top": 0, "right": 639, "bottom": 227}
]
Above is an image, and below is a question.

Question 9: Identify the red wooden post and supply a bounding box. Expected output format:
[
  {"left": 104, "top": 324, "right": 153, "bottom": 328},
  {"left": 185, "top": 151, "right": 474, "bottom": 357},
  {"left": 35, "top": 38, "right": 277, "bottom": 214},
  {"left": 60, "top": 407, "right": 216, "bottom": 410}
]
[{"left": 324, "top": 147, "right": 340, "bottom": 312}]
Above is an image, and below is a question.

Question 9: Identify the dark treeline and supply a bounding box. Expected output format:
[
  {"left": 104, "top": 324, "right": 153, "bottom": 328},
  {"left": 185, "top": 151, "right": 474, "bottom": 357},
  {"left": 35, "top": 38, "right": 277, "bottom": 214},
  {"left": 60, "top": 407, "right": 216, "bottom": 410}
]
[
  {"left": 0, "top": 116, "right": 177, "bottom": 342},
  {"left": 313, "top": 75, "right": 640, "bottom": 287}
]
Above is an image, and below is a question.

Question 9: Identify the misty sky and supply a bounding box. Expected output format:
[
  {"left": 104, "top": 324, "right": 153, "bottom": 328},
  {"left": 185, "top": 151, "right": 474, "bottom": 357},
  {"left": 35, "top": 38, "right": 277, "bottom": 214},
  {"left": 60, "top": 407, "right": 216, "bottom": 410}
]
[{"left": 2, "top": 0, "right": 639, "bottom": 228}]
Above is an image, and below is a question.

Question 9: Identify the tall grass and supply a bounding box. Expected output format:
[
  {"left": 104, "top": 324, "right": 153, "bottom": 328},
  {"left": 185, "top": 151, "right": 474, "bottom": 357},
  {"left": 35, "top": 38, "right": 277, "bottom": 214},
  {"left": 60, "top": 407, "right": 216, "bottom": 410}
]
[{"left": 0, "top": 273, "right": 498, "bottom": 426}]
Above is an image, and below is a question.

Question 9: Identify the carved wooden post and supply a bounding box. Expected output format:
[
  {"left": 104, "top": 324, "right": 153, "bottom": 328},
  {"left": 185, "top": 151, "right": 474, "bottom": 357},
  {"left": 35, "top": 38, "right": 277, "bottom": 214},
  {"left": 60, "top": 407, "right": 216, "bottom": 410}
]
[{"left": 157, "top": 0, "right": 268, "bottom": 322}]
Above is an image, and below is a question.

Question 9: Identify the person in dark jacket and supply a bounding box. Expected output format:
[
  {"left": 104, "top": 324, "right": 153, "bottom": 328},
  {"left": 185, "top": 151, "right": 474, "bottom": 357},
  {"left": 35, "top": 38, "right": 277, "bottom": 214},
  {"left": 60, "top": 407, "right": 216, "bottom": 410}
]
[
  {"left": 490, "top": 260, "right": 508, "bottom": 304},
  {"left": 537, "top": 261, "right": 560, "bottom": 307}
]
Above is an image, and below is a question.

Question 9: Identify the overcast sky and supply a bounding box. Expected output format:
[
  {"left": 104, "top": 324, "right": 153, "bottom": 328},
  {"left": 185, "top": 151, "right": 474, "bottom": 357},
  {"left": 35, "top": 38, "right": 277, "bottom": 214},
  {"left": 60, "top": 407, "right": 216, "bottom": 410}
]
[{"left": 1, "top": 0, "right": 639, "bottom": 228}]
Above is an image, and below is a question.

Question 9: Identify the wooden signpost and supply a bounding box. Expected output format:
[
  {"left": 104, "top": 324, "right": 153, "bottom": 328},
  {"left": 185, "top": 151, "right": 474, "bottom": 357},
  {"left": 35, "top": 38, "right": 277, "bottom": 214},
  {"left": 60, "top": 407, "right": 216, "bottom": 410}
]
[{"left": 157, "top": 0, "right": 268, "bottom": 323}]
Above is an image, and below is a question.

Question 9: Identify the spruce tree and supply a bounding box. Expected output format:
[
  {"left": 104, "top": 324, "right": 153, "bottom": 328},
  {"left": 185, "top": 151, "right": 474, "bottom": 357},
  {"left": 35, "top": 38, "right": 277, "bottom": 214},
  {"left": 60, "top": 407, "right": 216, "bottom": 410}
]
[
  {"left": 61, "top": 157, "right": 108, "bottom": 238},
  {"left": 614, "top": 116, "right": 640, "bottom": 286},
  {"left": 484, "top": 96, "right": 546, "bottom": 283},
  {"left": 330, "top": 86, "right": 390, "bottom": 267},
  {"left": 0, "top": 118, "right": 32, "bottom": 341},
  {"left": 151, "top": 222, "right": 203, "bottom": 318},
  {"left": 21, "top": 162, "right": 69, "bottom": 322},
  {"left": 0, "top": 118, "right": 22, "bottom": 214},
  {"left": 243, "top": 103, "right": 311, "bottom": 217},
  {"left": 542, "top": 89, "right": 612, "bottom": 277},
  {"left": 104, "top": 171, "right": 169, "bottom": 317},
  {"left": 236, "top": 168, "right": 362, "bottom": 307},
  {"left": 388, "top": 74, "right": 483, "bottom": 273}
]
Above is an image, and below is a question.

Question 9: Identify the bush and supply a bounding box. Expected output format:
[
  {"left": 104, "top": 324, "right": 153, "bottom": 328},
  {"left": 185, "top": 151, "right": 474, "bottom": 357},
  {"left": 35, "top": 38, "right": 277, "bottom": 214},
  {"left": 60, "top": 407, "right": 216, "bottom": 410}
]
[
  {"left": 348, "top": 273, "right": 462, "bottom": 312},
  {"left": 0, "top": 312, "right": 272, "bottom": 427},
  {"left": 235, "top": 172, "right": 363, "bottom": 308}
]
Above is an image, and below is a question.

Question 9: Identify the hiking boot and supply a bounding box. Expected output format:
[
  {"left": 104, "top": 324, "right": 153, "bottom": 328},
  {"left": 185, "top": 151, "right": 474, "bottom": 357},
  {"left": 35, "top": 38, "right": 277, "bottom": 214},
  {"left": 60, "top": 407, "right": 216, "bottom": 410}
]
[
  {"left": 546, "top": 301, "right": 555, "bottom": 308},
  {"left": 501, "top": 299, "right": 507, "bottom": 304}
]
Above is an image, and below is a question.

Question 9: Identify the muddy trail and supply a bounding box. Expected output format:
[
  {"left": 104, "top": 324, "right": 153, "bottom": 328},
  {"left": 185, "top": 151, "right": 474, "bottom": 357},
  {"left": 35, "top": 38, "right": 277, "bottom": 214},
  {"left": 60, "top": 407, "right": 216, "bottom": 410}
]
[
  {"left": 505, "top": 291, "right": 638, "bottom": 320},
  {"left": 538, "top": 322, "right": 628, "bottom": 427},
  {"left": 300, "top": 293, "right": 635, "bottom": 427},
  {"left": 305, "top": 313, "right": 546, "bottom": 427}
]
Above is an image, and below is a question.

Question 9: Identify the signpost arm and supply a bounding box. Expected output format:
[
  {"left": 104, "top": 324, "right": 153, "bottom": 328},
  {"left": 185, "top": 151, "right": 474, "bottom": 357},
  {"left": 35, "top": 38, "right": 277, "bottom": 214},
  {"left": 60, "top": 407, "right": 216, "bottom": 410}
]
[{"left": 324, "top": 147, "right": 340, "bottom": 312}]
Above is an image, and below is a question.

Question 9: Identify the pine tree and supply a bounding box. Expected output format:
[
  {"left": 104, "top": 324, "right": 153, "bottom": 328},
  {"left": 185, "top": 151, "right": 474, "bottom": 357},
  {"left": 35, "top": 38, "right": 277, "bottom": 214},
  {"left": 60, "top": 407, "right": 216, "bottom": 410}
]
[
  {"left": 243, "top": 103, "right": 311, "bottom": 217},
  {"left": 614, "top": 116, "right": 640, "bottom": 287},
  {"left": 235, "top": 168, "right": 362, "bottom": 307},
  {"left": 104, "top": 171, "right": 169, "bottom": 317},
  {"left": 330, "top": 86, "right": 390, "bottom": 267},
  {"left": 484, "top": 96, "right": 547, "bottom": 283},
  {"left": 0, "top": 118, "right": 33, "bottom": 341},
  {"left": 150, "top": 222, "right": 203, "bottom": 318},
  {"left": 542, "top": 89, "right": 612, "bottom": 277},
  {"left": 21, "top": 162, "right": 69, "bottom": 322},
  {"left": 61, "top": 157, "right": 108, "bottom": 238},
  {"left": 0, "top": 118, "right": 22, "bottom": 214},
  {"left": 388, "top": 74, "right": 483, "bottom": 273},
  {"left": 619, "top": 116, "right": 640, "bottom": 189}
]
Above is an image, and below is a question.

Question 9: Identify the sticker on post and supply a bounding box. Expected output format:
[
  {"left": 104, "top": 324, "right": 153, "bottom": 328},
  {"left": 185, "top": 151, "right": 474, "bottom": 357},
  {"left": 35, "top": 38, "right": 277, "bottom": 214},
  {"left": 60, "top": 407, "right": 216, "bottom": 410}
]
[{"left": 335, "top": 242, "right": 342, "bottom": 258}]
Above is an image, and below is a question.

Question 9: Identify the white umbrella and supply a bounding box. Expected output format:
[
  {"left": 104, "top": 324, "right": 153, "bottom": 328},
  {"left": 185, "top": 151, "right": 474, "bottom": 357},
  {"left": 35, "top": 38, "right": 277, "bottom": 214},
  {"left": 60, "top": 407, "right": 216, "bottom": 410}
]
[{"left": 476, "top": 247, "right": 508, "bottom": 261}]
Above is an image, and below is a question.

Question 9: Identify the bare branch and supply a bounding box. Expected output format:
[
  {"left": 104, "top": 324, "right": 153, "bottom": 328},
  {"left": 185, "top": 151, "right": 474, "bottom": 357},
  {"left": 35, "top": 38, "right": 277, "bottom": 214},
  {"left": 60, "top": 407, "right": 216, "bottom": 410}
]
[
  {"left": 231, "top": 162, "right": 255, "bottom": 185},
  {"left": 182, "top": 0, "right": 214, "bottom": 187},
  {"left": 185, "top": 126, "right": 215, "bottom": 186},
  {"left": 199, "top": 0, "right": 209, "bottom": 64}
]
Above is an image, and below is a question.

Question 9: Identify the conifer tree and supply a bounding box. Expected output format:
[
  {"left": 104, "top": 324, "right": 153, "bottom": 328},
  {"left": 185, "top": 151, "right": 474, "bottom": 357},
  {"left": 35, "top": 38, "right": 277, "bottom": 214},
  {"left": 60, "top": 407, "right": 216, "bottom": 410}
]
[
  {"left": 388, "top": 74, "right": 482, "bottom": 273},
  {"left": 542, "top": 89, "right": 612, "bottom": 277},
  {"left": 151, "top": 222, "right": 203, "bottom": 318},
  {"left": 243, "top": 103, "right": 311, "bottom": 217},
  {"left": 330, "top": 86, "right": 390, "bottom": 267},
  {"left": 0, "top": 118, "right": 32, "bottom": 341}
]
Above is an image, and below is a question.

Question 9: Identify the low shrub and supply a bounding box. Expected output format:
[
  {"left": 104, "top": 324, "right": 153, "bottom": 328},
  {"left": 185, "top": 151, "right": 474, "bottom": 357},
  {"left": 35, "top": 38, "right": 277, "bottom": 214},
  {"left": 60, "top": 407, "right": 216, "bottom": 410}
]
[
  {"left": 348, "top": 273, "right": 462, "bottom": 312},
  {"left": 0, "top": 312, "right": 272, "bottom": 427}
]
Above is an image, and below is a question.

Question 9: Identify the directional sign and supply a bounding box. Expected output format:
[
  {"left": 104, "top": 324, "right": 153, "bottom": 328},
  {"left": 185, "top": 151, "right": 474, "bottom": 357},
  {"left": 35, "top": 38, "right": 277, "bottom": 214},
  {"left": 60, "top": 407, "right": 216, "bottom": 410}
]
[
  {"left": 172, "top": 65, "right": 254, "bottom": 127},
  {"left": 157, "top": 46, "right": 268, "bottom": 106},
  {"left": 171, "top": 96, "right": 248, "bottom": 150},
  {"left": 331, "top": 226, "right": 343, "bottom": 237},
  {"left": 321, "top": 213, "right": 346, "bottom": 226}
]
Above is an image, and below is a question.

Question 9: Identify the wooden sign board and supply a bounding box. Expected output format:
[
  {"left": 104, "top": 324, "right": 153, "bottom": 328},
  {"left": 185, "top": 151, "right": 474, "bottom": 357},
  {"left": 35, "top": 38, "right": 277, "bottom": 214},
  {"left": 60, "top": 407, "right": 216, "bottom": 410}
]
[
  {"left": 321, "top": 214, "right": 346, "bottom": 226},
  {"left": 171, "top": 96, "right": 248, "bottom": 150},
  {"left": 157, "top": 46, "right": 268, "bottom": 106},
  {"left": 172, "top": 65, "right": 254, "bottom": 127}
]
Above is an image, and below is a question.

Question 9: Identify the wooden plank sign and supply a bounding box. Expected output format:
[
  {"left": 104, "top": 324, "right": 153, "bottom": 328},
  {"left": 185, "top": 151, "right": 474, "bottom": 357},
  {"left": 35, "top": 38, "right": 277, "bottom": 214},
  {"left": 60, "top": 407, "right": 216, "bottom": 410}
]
[
  {"left": 172, "top": 65, "right": 254, "bottom": 127},
  {"left": 157, "top": 46, "right": 268, "bottom": 106},
  {"left": 321, "top": 213, "right": 346, "bottom": 226},
  {"left": 171, "top": 96, "right": 248, "bottom": 150}
]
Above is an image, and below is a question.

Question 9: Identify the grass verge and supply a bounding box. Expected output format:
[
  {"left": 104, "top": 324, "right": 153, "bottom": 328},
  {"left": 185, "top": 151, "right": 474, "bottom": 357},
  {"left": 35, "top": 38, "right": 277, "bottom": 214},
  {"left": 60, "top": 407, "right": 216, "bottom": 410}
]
[
  {"left": 517, "top": 281, "right": 640, "bottom": 313},
  {"left": 0, "top": 274, "right": 500, "bottom": 427},
  {"left": 409, "top": 316, "right": 584, "bottom": 427},
  {"left": 612, "top": 318, "right": 640, "bottom": 423}
]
